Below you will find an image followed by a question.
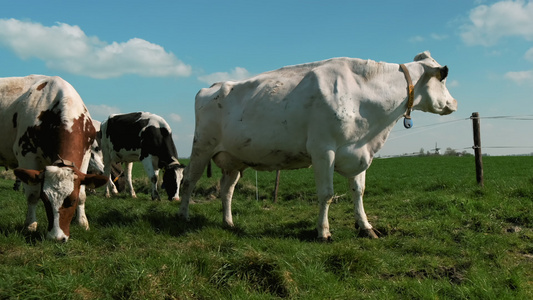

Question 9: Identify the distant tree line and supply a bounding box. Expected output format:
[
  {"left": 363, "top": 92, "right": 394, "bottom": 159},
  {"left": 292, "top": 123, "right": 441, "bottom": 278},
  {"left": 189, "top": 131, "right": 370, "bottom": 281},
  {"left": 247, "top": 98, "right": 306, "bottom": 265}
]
[{"left": 418, "top": 147, "right": 473, "bottom": 157}]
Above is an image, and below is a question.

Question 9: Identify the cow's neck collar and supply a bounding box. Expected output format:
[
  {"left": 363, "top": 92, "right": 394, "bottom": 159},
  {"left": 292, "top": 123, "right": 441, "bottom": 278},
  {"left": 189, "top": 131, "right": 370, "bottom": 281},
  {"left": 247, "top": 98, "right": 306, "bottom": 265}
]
[
  {"left": 52, "top": 156, "right": 76, "bottom": 168},
  {"left": 399, "top": 64, "right": 414, "bottom": 129}
]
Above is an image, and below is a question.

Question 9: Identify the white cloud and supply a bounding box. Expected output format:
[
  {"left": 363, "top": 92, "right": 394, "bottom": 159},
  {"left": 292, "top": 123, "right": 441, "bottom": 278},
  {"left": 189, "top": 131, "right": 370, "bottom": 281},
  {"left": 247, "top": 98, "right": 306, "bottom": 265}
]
[
  {"left": 86, "top": 104, "right": 121, "bottom": 122},
  {"left": 409, "top": 36, "right": 424, "bottom": 43},
  {"left": 430, "top": 33, "right": 448, "bottom": 40},
  {"left": 525, "top": 47, "right": 533, "bottom": 62},
  {"left": 0, "top": 18, "right": 192, "bottom": 79},
  {"left": 504, "top": 70, "right": 533, "bottom": 84},
  {"left": 198, "top": 67, "right": 252, "bottom": 84},
  {"left": 447, "top": 79, "right": 460, "bottom": 88},
  {"left": 168, "top": 113, "right": 182, "bottom": 122},
  {"left": 409, "top": 34, "right": 447, "bottom": 43},
  {"left": 460, "top": 0, "right": 533, "bottom": 46}
]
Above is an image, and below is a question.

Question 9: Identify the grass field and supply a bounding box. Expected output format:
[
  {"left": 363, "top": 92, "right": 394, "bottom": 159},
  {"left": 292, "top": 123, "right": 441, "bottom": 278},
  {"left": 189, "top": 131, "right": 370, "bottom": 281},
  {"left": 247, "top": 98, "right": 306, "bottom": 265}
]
[{"left": 0, "top": 156, "right": 532, "bottom": 299}]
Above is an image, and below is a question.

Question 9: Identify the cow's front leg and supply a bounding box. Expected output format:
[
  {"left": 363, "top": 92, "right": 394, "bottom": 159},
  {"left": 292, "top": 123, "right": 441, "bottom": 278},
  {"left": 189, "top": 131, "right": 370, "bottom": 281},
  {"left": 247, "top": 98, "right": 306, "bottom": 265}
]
[
  {"left": 125, "top": 162, "right": 137, "bottom": 198},
  {"left": 76, "top": 186, "right": 90, "bottom": 230},
  {"left": 349, "top": 171, "right": 378, "bottom": 239},
  {"left": 150, "top": 169, "right": 160, "bottom": 200},
  {"left": 141, "top": 158, "right": 161, "bottom": 200},
  {"left": 23, "top": 185, "right": 40, "bottom": 231},
  {"left": 312, "top": 150, "right": 335, "bottom": 241},
  {"left": 103, "top": 164, "right": 119, "bottom": 198},
  {"left": 105, "top": 180, "right": 119, "bottom": 197},
  {"left": 178, "top": 153, "right": 212, "bottom": 221},
  {"left": 220, "top": 169, "right": 241, "bottom": 227}
]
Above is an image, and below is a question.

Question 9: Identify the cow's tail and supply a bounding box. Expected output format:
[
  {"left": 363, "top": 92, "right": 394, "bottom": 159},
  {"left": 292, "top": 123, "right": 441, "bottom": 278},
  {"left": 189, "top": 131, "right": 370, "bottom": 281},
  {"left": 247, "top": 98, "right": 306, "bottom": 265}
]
[{"left": 206, "top": 160, "right": 212, "bottom": 178}]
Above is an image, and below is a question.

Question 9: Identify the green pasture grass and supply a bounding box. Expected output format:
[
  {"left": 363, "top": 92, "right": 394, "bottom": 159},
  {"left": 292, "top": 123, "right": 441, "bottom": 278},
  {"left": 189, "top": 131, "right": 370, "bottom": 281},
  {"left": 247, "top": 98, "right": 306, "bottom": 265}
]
[{"left": 0, "top": 156, "right": 532, "bottom": 299}]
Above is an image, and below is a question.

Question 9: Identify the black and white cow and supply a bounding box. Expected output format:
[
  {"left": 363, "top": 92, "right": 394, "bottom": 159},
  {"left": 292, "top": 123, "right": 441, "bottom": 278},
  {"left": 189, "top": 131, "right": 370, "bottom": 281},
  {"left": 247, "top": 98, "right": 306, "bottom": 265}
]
[
  {"left": 87, "top": 119, "right": 126, "bottom": 193},
  {"left": 0, "top": 75, "right": 108, "bottom": 241},
  {"left": 100, "top": 112, "right": 185, "bottom": 201}
]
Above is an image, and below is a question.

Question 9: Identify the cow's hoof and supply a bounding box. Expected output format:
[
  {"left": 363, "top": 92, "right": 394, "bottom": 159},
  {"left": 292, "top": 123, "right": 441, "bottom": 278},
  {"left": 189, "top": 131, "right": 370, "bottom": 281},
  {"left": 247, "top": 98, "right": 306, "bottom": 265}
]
[
  {"left": 361, "top": 228, "right": 379, "bottom": 239},
  {"left": 26, "top": 222, "right": 38, "bottom": 232},
  {"left": 223, "top": 222, "right": 235, "bottom": 228},
  {"left": 170, "top": 197, "right": 180, "bottom": 202},
  {"left": 79, "top": 220, "right": 90, "bottom": 231},
  {"left": 318, "top": 236, "right": 333, "bottom": 243}
]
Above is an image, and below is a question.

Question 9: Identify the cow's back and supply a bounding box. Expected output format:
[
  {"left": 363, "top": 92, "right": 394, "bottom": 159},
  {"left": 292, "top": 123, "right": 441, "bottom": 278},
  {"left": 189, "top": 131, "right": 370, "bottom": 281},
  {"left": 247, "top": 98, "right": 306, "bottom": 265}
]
[
  {"left": 102, "top": 112, "right": 178, "bottom": 165},
  {"left": 0, "top": 76, "right": 46, "bottom": 166},
  {"left": 194, "top": 58, "right": 366, "bottom": 169},
  {"left": 0, "top": 75, "right": 94, "bottom": 170}
]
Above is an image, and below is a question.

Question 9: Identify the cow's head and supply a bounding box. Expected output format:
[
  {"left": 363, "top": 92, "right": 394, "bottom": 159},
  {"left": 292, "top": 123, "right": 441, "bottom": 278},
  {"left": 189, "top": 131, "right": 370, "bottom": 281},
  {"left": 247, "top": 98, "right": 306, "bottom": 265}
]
[
  {"left": 88, "top": 120, "right": 105, "bottom": 175},
  {"left": 412, "top": 51, "right": 457, "bottom": 115},
  {"left": 162, "top": 158, "right": 186, "bottom": 201},
  {"left": 88, "top": 141, "right": 105, "bottom": 175},
  {"left": 14, "top": 165, "right": 108, "bottom": 242}
]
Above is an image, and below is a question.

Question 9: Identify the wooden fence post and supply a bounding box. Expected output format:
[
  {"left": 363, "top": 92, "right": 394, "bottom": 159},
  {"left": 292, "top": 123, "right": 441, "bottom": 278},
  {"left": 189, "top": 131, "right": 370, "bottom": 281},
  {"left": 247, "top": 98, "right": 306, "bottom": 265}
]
[
  {"left": 273, "top": 170, "right": 281, "bottom": 203},
  {"left": 471, "top": 112, "right": 484, "bottom": 187}
]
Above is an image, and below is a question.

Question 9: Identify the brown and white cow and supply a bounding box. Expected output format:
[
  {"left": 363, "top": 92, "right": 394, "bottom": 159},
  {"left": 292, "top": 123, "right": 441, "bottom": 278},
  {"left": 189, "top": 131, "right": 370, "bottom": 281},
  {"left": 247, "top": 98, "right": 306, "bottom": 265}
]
[
  {"left": 179, "top": 51, "right": 457, "bottom": 240},
  {"left": 0, "top": 75, "right": 108, "bottom": 242}
]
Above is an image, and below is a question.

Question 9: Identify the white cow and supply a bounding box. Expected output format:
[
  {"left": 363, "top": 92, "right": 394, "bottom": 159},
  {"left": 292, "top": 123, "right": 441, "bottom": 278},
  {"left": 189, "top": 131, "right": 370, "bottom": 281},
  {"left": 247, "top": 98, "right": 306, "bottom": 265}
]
[{"left": 179, "top": 51, "right": 457, "bottom": 240}]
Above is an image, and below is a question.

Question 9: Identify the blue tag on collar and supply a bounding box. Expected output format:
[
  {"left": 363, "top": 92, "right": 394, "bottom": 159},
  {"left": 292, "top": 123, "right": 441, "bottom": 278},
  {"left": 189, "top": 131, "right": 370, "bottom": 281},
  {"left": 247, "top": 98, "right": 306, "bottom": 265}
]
[{"left": 403, "top": 118, "right": 413, "bottom": 129}]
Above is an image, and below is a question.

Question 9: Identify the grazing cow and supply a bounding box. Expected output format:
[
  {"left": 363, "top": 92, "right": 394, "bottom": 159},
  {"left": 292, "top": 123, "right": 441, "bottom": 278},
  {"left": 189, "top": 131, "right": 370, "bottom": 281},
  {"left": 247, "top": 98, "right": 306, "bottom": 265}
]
[
  {"left": 179, "top": 51, "right": 457, "bottom": 240},
  {"left": 12, "top": 118, "right": 106, "bottom": 191},
  {"left": 11, "top": 119, "right": 113, "bottom": 192},
  {"left": 0, "top": 75, "right": 108, "bottom": 242},
  {"left": 88, "top": 120, "right": 106, "bottom": 175},
  {"left": 87, "top": 120, "right": 126, "bottom": 193},
  {"left": 12, "top": 119, "right": 125, "bottom": 194},
  {"left": 100, "top": 112, "right": 185, "bottom": 201}
]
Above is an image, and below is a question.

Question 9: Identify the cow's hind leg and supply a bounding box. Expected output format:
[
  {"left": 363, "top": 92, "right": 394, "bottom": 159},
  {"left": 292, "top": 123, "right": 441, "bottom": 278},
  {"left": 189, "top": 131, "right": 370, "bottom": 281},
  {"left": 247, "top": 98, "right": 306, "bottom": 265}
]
[
  {"left": 220, "top": 169, "right": 241, "bottom": 227},
  {"left": 349, "top": 171, "right": 378, "bottom": 239},
  {"left": 140, "top": 158, "right": 159, "bottom": 200},
  {"left": 312, "top": 149, "right": 335, "bottom": 241},
  {"left": 103, "top": 163, "right": 119, "bottom": 198}
]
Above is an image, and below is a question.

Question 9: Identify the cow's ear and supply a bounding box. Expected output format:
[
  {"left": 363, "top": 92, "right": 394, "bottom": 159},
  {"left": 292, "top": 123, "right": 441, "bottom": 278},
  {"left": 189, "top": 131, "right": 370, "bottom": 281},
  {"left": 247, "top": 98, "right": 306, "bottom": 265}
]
[
  {"left": 80, "top": 173, "right": 108, "bottom": 189},
  {"left": 439, "top": 66, "right": 449, "bottom": 81},
  {"left": 14, "top": 168, "right": 43, "bottom": 185},
  {"left": 414, "top": 51, "right": 431, "bottom": 61}
]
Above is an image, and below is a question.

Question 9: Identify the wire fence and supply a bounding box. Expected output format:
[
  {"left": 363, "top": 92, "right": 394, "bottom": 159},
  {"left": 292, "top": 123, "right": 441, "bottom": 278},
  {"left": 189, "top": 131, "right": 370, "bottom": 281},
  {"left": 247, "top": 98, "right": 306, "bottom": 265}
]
[{"left": 381, "top": 114, "right": 533, "bottom": 157}]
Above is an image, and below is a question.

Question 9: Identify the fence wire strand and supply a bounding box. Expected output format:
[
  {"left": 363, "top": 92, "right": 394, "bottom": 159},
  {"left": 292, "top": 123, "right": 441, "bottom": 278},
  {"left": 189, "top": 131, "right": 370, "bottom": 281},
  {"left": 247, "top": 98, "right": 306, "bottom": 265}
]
[{"left": 385, "top": 114, "right": 533, "bottom": 155}]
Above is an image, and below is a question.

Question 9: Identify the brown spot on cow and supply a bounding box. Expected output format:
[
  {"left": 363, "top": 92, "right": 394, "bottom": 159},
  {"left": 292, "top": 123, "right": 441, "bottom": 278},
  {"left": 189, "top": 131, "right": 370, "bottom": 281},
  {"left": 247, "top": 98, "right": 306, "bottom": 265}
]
[{"left": 37, "top": 82, "right": 48, "bottom": 91}]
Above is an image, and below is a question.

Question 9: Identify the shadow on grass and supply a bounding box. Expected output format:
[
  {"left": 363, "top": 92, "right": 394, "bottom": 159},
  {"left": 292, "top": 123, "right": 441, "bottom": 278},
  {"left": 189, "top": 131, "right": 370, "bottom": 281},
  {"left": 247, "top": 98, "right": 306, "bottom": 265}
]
[
  {"left": 144, "top": 210, "right": 214, "bottom": 237},
  {"left": 22, "top": 229, "right": 45, "bottom": 245},
  {"left": 255, "top": 220, "right": 323, "bottom": 242},
  {"left": 0, "top": 224, "right": 46, "bottom": 245},
  {"left": 91, "top": 204, "right": 217, "bottom": 238}
]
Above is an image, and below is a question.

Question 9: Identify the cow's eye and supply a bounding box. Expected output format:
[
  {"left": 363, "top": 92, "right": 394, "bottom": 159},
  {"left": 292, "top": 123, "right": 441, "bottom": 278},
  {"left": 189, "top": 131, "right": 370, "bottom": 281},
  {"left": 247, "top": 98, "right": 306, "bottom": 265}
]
[{"left": 62, "top": 198, "right": 74, "bottom": 208}]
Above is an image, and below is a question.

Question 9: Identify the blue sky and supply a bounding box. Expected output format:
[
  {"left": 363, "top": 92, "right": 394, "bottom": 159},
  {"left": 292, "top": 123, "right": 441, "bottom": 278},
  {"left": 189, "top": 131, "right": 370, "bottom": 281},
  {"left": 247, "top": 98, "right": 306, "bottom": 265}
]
[{"left": 1, "top": 0, "right": 532, "bottom": 157}]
